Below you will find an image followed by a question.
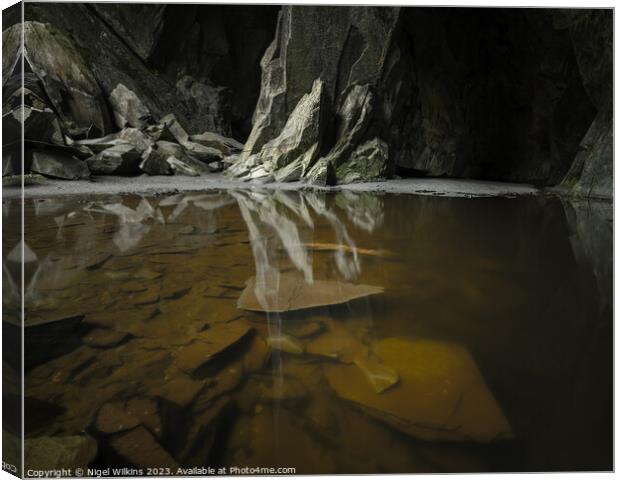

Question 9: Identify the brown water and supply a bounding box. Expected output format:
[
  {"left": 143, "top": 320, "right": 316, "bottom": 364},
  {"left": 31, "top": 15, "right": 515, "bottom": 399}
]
[{"left": 2, "top": 190, "right": 613, "bottom": 474}]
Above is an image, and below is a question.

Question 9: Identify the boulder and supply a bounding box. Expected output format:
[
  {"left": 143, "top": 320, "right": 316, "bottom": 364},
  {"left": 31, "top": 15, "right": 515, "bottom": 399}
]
[
  {"left": 30, "top": 150, "right": 90, "bottom": 180},
  {"left": 336, "top": 137, "right": 389, "bottom": 183},
  {"left": 3, "top": 21, "right": 112, "bottom": 134},
  {"left": 109, "top": 83, "right": 153, "bottom": 129},
  {"left": 139, "top": 146, "right": 172, "bottom": 176},
  {"left": 86, "top": 143, "right": 142, "bottom": 175},
  {"left": 189, "top": 131, "right": 244, "bottom": 155},
  {"left": 326, "top": 338, "right": 513, "bottom": 443},
  {"left": 118, "top": 128, "right": 155, "bottom": 154}
]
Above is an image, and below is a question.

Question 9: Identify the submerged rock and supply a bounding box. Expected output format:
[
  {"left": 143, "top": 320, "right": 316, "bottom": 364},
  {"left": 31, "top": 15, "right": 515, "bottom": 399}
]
[
  {"left": 108, "top": 426, "right": 177, "bottom": 469},
  {"left": 30, "top": 150, "right": 90, "bottom": 180},
  {"left": 266, "top": 334, "right": 305, "bottom": 355},
  {"left": 109, "top": 83, "right": 153, "bottom": 129},
  {"left": 173, "top": 321, "right": 252, "bottom": 374},
  {"left": 82, "top": 328, "right": 129, "bottom": 348},
  {"left": 326, "top": 338, "right": 512, "bottom": 442},
  {"left": 237, "top": 274, "right": 383, "bottom": 313},
  {"left": 25, "top": 435, "right": 97, "bottom": 471}
]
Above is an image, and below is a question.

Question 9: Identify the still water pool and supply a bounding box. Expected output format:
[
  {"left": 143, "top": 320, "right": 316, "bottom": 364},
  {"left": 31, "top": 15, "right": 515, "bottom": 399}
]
[{"left": 2, "top": 189, "right": 613, "bottom": 473}]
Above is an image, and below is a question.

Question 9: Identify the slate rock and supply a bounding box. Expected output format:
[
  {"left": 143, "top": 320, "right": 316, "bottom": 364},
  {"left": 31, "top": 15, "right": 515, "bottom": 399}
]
[
  {"left": 189, "top": 131, "right": 244, "bottom": 155},
  {"left": 336, "top": 137, "right": 389, "bottom": 183},
  {"left": 86, "top": 143, "right": 142, "bottom": 175},
  {"left": 237, "top": 273, "right": 383, "bottom": 313},
  {"left": 109, "top": 83, "right": 153, "bottom": 129},
  {"left": 30, "top": 150, "right": 90, "bottom": 180},
  {"left": 326, "top": 337, "right": 513, "bottom": 443}
]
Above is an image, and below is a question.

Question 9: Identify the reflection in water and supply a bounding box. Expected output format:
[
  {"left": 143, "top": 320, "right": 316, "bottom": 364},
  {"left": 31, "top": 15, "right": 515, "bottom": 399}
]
[{"left": 1, "top": 190, "right": 613, "bottom": 473}]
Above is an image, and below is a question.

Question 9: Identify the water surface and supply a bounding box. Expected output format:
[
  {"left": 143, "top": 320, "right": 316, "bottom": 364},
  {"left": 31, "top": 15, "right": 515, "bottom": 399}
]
[{"left": 2, "top": 189, "right": 613, "bottom": 473}]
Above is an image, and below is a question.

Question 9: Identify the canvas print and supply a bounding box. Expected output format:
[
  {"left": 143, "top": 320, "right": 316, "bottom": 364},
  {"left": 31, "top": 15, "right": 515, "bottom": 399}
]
[{"left": 1, "top": 2, "right": 613, "bottom": 477}]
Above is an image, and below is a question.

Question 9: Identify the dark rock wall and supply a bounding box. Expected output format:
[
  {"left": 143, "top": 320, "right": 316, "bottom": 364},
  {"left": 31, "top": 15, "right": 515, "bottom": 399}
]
[
  {"left": 4, "top": 4, "right": 612, "bottom": 196},
  {"left": 17, "top": 3, "right": 279, "bottom": 139},
  {"left": 395, "top": 8, "right": 598, "bottom": 186}
]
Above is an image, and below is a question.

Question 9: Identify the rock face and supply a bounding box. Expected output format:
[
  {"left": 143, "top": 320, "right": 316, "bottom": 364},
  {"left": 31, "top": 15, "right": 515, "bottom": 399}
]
[
  {"left": 4, "top": 6, "right": 612, "bottom": 197},
  {"left": 18, "top": 3, "right": 279, "bottom": 138},
  {"left": 230, "top": 6, "right": 611, "bottom": 195},
  {"left": 3, "top": 21, "right": 112, "bottom": 134},
  {"left": 557, "top": 10, "right": 613, "bottom": 199}
]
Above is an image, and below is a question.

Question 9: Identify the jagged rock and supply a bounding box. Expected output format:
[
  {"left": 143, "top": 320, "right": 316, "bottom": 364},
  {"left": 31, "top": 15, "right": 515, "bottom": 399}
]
[
  {"left": 189, "top": 131, "right": 244, "bottom": 155},
  {"left": 182, "top": 142, "right": 223, "bottom": 164},
  {"left": 323, "top": 84, "right": 375, "bottom": 169},
  {"left": 326, "top": 338, "right": 513, "bottom": 443},
  {"left": 118, "top": 128, "right": 155, "bottom": 154},
  {"left": 336, "top": 138, "right": 389, "bottom": 183},
  {"left": 108, "top": 426, "right": 177, "bottom": 469},
  {"left": 560, "top": 111, "right": 612, "bottom": 199},
  {"left": 139, "top": 146, "right": 172, "bottom": 176},
  {"left": 24, "top": 435, "right": 97, "bottom": 471},
  {"left": 109, "top": 83, "right": 153, "bottom": 129},
  {"left": 237, "top": 273, "right": 383, "bottom": 313},
  {"left": 160, "top": 113, "right": 189, "bottom": 144},
  {"left": 304, "top": 157, "right": 336, "bottom": 186},
  {"left": 169, "top": 156, "right": 210, "bottom": 176},
  {"left": 242, "top": 6, "right": 399, "bottom": 164},
  {"left": 144, "top": 123, "right": 177, "bottom": 143},
  {"left": 86, "top": 143, "right": 142, "bottom": 175},
  {"left": 75, "top": 133, "right": 124, "bottom": 153},
  {"left": 207, "top": 161, "right": 224, "bottom": 173},
  {"left": 3, "top": 21, "right": 112, "bottom": 134},
  {"left": 30, "top": 150, "right": 90, "bottom": 180},
  {"left": 262, "top": 78, "right": 325, "bottom": 174}
]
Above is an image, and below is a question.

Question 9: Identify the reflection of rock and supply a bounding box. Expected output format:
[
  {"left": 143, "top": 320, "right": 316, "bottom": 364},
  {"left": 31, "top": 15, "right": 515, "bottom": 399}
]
[
  {"left": 237, "top": 273, "right": 383, "bottom": 313},
  {"left": 562, "top": 198, "right": 613, "bottom": 311},
  {"left": 326, "top": 338, "right": 512, "bottom": 442},
  {"left": 25, "top": 435, "right": 97, "bottom": 471}
]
